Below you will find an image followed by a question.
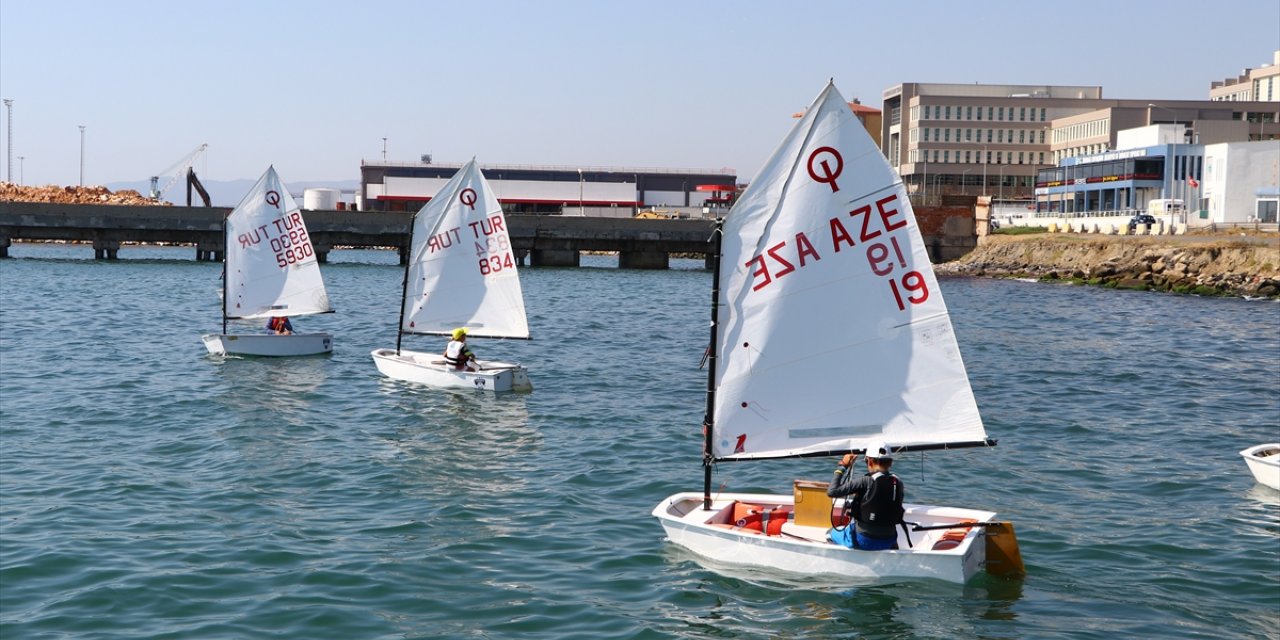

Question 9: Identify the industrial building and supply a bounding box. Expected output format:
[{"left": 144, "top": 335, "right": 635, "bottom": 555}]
[{"left": 358, "top": 160, "right": 737, "bottom": 217}]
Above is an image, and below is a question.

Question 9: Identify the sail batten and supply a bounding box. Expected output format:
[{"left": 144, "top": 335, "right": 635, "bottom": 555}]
[
  {"left": 710, "top": 83, "right": 986, "bottom": 461},
  {"left": 401, "top": 159, "right": 530, "bottom": 339}
]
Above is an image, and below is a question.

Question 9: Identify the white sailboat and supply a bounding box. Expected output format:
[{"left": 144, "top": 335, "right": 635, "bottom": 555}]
[
  {"left": 201, "top": 166, "right": 334, "bottom": 357},
  {"left": 1240, "top": 443, "right": 1280, "bottom": 490},
  {"left": 652, "top": 83, "right": 1023, "bottom": 584},
  {"left": 371, "top": 158, "right": 532, "bottom": 392}
]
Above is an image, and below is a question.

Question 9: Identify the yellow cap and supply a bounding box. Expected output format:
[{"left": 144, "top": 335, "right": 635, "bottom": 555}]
[{"left": 451, "top": 327, "right": 468, "bottom": 340}]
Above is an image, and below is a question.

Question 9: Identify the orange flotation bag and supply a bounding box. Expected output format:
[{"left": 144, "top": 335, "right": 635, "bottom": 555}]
[{"left": 731, "top": 502, "right": 790, "bottom": 536}]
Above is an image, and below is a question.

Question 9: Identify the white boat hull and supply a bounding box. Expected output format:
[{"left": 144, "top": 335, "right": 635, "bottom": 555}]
[
  {"left": 653, "top": 491, "right": 997, "bottom": 584},
  {"left": 371, "top": 348, "right": 532, "bottom": 392},
  {"left": 1240, "top": 443, "right": 1280, "bottom": 491},
  {"left": 201, "top": 333, "right": 333, "bottom": 357}
]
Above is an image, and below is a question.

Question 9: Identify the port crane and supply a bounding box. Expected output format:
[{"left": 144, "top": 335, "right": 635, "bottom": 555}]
[{"left": 149, "top": 144, "right": 211, "bottom": 206}]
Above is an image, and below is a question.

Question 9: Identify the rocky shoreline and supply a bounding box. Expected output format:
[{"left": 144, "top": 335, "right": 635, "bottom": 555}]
[{"left": 936, "top": 233, "right": 1280, "bottom": 298}]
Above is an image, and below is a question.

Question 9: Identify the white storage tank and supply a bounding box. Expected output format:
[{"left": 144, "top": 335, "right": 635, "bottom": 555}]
[{"left": 303, "top": 188, "right": 340, "bottom": 210}]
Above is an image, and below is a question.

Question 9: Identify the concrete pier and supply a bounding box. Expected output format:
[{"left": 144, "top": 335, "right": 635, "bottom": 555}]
[{"left": 0, "top": 201, "right": 978, "bottom": 266}]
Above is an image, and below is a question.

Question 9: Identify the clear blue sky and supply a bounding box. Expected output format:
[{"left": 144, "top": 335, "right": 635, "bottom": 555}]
[{"left": 2, "top": 0, "right": 1277, "bottom": 189}]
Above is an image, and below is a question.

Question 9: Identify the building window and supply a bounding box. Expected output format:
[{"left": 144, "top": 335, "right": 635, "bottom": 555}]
[
  {"left": 944, "top": 150, "right": 950, "bottom": 163},
  {"left": 997, "top": 130, "right": 1004, "bottom": 143},
  {"left": 1018, "top": 152, "right": 1025, "bottom": 164},
  {"left": 965, "top": 129, "right": 972, "bottom": 142},
  {"left": 987, "top": 129, "right": 993, "bottom": 143},
  {"left": 944, "top": 129, "right": 950, "bottom": 142},
  {"left": 945, "top": 106, "right": 951, "bottom": 120},
  {"left": 966, "top": 106, "right": 972, "bottom": 120},
  {"left": 998, "top": 107, "right": 1004, "bottom": 121},
  {"left": 1019, "top": 130, "right": 1025, "bottom": 144},
  {"left": 977, "top": 107, "right": 983, "bottom": 121},
  {"left": 1019, "top": 107, "right": 1026, "bottom": 122},
  {"left": 1040, "top": 108, "right": 1046, "bottom": 121}
]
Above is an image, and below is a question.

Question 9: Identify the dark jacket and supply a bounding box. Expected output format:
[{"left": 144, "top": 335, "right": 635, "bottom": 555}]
[{"left": 828, "top": 469, "right": 904, "bottom": 539}]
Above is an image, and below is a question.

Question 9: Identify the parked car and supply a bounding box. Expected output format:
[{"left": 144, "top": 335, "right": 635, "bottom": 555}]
[{"left": 1128, "top": 214, "right": 1157, "bottom": 232}]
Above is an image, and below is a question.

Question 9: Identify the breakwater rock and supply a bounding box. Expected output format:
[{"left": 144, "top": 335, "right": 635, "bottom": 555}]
[{"left": 936, "top": 233, "right": 1280, "bottom": 298}]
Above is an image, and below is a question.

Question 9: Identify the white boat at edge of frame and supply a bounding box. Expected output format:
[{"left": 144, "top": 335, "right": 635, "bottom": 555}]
[
  {"left": 202, "top": 166, "right": 334, "bottom": 358},
  {"left": 1240, "top": 443, "right": 1280, "bottom": 491},
  {"left": 652, "top": 82, "right": 1023, "bottom": 585}
]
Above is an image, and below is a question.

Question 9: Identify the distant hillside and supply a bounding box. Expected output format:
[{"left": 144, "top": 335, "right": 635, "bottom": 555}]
[{"left": 105, "top": 178, "right": 360, "bottom": 208}]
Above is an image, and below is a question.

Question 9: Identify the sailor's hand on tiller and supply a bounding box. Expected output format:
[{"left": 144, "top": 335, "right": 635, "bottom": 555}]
[{"left": 840, "top": 453, "right": 856, "bottom": 467}]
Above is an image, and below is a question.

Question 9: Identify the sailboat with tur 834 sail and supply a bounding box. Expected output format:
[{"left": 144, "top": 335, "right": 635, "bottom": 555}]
[
  {"left": 651, "top": 82, "right": 1023, "bottom": 584},
  {"left": 201, "top": 166, "right": 334, "bottom": 357},
  {"left": 371, "top": 158, "right": 532, "bottom": 393}
]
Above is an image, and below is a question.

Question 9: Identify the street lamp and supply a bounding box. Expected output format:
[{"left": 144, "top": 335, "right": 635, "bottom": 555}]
[
  {"left": 1148, "top": 104, "right": 1181, "bottom": 228},
  {"left": 981, "top": 145, "right": 988, "bottom": 197},
  {"left": 3, "top": 98, "right": 12, "bottom": 183},
  {"left": 78, "top": 125, "right": 85, "bottom": 186},
  {"left": 381, "top": 137, "right": 387, "bottom": 161},
  {"left": 17, "top": 155, "right": 23, "bottom": 185},
  {"left": 961, "top": 168, "right": 972, "bottom": 195}
]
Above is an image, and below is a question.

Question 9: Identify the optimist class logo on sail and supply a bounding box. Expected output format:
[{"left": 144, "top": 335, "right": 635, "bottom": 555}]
[
  {"left": 743, "top": 147, "right": 930, "bottom": 311},
  {"left": 236, "top": 190, "right": 314, "bottom": 269},
  {"left": 421, "top": 187, "right": 516, "bottom": 276}
]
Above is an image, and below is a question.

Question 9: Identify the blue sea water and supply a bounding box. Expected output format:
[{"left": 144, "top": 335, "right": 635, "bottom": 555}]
[{"left": 1, "top": 243, "right": 1277, "bottom": 639}]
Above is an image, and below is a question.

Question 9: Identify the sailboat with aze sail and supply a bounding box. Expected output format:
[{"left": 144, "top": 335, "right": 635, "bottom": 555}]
[
  {"left": 651, "top": 83, "right": 1023, "bottom": 584},
  {"left": 371, "top": 158, "right": 532, "bottom": 392},
  {"left": 201, "top": 166, "right": 334, "bottom": 357}
]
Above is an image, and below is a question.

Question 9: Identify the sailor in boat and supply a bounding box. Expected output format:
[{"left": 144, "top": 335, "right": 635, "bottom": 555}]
[
  {"left": 826, "top": 441, "right": 905, "bottom": 551},
  {"left": 443, "top": 328, "right": 478, "bottom": 372},
  {"left": 267, "top": 316, "right": 293, "bottom": 335}
]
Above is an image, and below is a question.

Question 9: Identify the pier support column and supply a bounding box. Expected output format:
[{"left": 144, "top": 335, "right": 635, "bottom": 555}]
[
  {"left": 313, "top": 243, "right": 331, "bottom": 264},
  {"left": 93, "top": 239, "right": 120, "bottom": 260},
  {"left": 704, "top": 252, "right": 715, "bottom": 270},
  {"left": 530, "top": 249, "right": 579, "bottom": 267},
  {"left": 0, "top": 235, "right": 9, "bottom": 259},
  {"left": 398, "top": 244, "right": 411, "bottom": 266},
  {"left": 619, "top": 250, "right": 669, "bottom": 270},
  {"left": 196, "top": 240, "right": 224, "bottom": 262}
]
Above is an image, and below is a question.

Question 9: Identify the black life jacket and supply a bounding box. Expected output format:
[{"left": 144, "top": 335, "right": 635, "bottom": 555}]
[{"left": 851, "top": 472, "right": 904, "bottom": 527}]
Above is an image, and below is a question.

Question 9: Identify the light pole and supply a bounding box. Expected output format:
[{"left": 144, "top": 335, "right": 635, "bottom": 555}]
[
  {"left": 78, "top": 125, "right": 86, "bottom": 186},
  {"left": 961, "top": 169, "right": 972, "bottom": 195},
  {"left": 17, "top": 156, "right": 23, "bottom": 185},
  {"left": 3, "top": 98, "right": 12, "bottom": 183},
  {"left": 1148, "top": 104, "right": 1181, "bottom": 227},
  {"left": 981, "top": 145, "right": 988, "bottom": 197},
  {"left": 999, "top": 164, "right": 1005, "bottom": 201},
  {"left": 578, "top": 169, "right": 584, "bottom": 214},
  {"left": 381, "top": 137, "right": 387, "bottom": 161}
]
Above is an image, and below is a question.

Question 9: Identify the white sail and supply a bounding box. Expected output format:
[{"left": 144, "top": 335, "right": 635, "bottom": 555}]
[
  {"left": 712, "top": 83, "right": 985, "bottom": 460},
  {"left": 402, "top": 159, "right": 529, "bottom": 339},
  {"left": 224, "top": 166, "right": 332, "bottom": 319}
]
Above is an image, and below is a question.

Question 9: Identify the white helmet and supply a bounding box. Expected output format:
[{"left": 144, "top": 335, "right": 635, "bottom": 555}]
[{"left": 864, "top": 441, "right": 895, "bottom": 460}]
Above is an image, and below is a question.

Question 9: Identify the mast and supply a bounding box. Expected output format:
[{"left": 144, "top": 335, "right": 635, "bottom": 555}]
[
  {"left": 702, "top": 220, "right": 723, "bottom": 510},
  {"left": 219, "top": 212, "right": 228, "bottom": 335},
  {"left": 394, "top": 214, "right": 414, "bottom": 355}
]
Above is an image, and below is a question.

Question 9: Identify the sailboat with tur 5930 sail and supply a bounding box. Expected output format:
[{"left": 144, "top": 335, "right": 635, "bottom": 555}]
[
  {"left": 371, "top": 158, "right": 532, "bottom": 392},
  {"left": 651, "top": 82, "right": 1023, "bottom": 584},
  {"left": 202, "top": 166, "right": 334, "bottom": 357}
]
